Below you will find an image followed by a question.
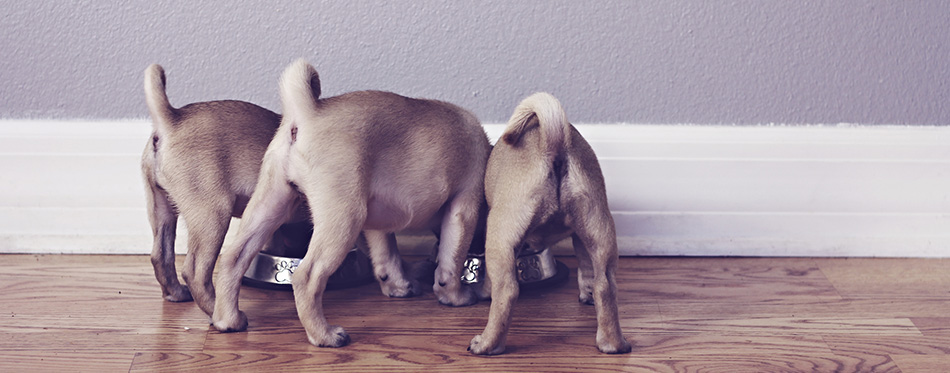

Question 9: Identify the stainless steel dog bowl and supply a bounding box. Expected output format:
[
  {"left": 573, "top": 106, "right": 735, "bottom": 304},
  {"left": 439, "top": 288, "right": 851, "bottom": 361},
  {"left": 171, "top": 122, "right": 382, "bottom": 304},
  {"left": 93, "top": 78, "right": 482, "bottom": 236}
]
[
  {"left": 242, "top": 239, "right": 567, "bottom": 292},
  {"left": 242, "top": 249, "right": 373, "bottom": 290},
  {"left": 461, "top": 247, "right": 568, "bottom": 289}
]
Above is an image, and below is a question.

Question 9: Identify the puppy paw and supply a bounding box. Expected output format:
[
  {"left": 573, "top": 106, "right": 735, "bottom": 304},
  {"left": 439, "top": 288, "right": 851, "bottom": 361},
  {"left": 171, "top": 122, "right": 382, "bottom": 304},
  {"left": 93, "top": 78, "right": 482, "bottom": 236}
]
[
  {"left": 379, "top": 276, "right": 423, "bottom": 298},
  {"left": 468, "top": 334, "right": 505, "bottom": 355},
  {"left": 308, "top": 325, "right": 351, "bottom": 348},
  {"left": 597, "top": 336, "right": 632, "bottom": 354},
  {"left": 211, "top": 310, "right": 248, "bottom": 333},
  {"left": 579, "top": 291, "right": 595, "bottom": 305},
  {"left": 163, "top": 285, "right": 193, "bottom": 302},
  {"left": 434, "top": 283, "right": 477, "bottom": 307}
]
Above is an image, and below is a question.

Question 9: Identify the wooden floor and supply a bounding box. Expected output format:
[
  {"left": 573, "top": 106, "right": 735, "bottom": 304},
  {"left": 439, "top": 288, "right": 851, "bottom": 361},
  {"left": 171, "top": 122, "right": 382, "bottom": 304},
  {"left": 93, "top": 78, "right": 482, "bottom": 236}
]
[{"left": 2, "top": 255, "right": 950, "bottom": 372}]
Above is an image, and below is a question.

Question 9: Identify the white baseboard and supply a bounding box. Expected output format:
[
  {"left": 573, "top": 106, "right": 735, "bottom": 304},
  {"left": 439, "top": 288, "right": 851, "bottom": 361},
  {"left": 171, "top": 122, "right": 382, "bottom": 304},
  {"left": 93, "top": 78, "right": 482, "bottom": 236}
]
[{"left": 2, "top": 120, "right": 949, "bottom": 257}]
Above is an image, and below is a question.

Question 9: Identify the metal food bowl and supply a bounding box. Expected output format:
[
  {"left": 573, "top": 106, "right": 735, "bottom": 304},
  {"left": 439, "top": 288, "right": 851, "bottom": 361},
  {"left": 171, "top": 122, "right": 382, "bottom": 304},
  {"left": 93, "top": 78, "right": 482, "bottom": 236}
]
[
  {"left": 241, "top": 223, "right": 567, "bottom": 292},
  {"left": 242, "top": 249, "right": 374, "bottom": 291},
  {"left": 461, "top": 247, "right": 569, "bottom": 290}
]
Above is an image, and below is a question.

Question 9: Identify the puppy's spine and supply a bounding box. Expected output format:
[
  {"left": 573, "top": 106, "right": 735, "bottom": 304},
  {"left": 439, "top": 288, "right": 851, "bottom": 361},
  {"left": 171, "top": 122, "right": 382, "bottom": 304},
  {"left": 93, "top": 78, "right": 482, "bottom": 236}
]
[
  {"left": 144, "top": 64, "right": 176, "bottom": 133},
  {"left": 279, "top": 59, "right": 322, "bottom": 121},
  {"left": 501, "top": 92, "right": 569, "bottom": 160}
]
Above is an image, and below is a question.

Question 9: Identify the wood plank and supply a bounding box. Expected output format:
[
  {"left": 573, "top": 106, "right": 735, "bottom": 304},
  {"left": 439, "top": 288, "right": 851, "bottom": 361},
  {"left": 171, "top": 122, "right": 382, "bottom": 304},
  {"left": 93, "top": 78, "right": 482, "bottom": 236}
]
[
  {"left": 824, "top": 335, "right": 950, "bottom": 356},
  {"left": 817, "top": 258, "right": 950, "bottom": 298},
  {"left": 657, "top": 298, "right": 950, "bottom": 319},
  {"left": 628, "top": 317, "right": 921, "bottom": 335},
  {"left": 0, "top": 351, "right": 135, "bottom": 372},
  {"left": 891, "top": 355, "right": 950, "bottom": 373},
  {"left": 0, "top": 328, "right": 206, "bottom": 352},
  {"left": 616, "top": 257, "right": 841, "bottom": 302},
  {"left": 911, "top": 317, "right": 950, "bottom": 336},
  {"left": 822, "top": 335, "right": 950, "bottom": 373}
]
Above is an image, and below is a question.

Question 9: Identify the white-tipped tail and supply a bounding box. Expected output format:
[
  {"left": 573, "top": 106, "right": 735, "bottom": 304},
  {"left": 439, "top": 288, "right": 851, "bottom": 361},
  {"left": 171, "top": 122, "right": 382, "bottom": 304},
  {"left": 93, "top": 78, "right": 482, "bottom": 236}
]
[
  {"left": 143, "top": 64, "right": 176, "bottom": 133},
  {"left": 500, "top": 92, "right": 569, "bottom": 159},
  {"left": 279, "top": 58, "right": 322, "bottom": 120}
]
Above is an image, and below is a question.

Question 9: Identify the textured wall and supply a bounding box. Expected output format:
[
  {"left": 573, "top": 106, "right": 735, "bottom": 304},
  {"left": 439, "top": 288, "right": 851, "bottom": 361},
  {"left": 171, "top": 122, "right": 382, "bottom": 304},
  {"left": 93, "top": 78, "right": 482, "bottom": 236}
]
[{"left": 2, "top": 1, "right": 948, "bottom": 124}]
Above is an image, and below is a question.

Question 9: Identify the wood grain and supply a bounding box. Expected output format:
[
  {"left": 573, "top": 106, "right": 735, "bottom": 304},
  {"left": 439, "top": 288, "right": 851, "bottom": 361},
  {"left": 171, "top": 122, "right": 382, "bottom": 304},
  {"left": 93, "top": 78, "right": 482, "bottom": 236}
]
[
  {"left": 891, "top": 355, "right": 950, "bottom": 373},
  {"left": 1, "top": 254, "right": 949, "bottom": 372}
]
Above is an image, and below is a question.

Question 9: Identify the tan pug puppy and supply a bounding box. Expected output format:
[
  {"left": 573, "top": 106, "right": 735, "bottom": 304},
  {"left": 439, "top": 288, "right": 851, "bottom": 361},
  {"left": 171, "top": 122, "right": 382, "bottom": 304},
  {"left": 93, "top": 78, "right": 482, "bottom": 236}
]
[
  {"left": 141, "top": 64, "right": 314, "bottom": 314},
  {"left": 210, "top": 59, "right": 491, "bottom": 348},
  {"left": 469, "top": 93, "right": 631, "bottom": 355}
]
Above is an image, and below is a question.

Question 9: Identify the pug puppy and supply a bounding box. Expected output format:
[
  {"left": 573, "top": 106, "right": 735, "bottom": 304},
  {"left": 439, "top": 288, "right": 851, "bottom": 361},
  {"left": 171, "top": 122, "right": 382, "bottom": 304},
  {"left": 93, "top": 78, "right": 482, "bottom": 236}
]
[
  {"left": 469, "top": 93, "right": 631, "bottom": 355},
  {"left": 210, "top": 59, "right": 491, "bottom": 348},
  {"left": 141, "top": 64, "right": 311, "bottom": 314}
]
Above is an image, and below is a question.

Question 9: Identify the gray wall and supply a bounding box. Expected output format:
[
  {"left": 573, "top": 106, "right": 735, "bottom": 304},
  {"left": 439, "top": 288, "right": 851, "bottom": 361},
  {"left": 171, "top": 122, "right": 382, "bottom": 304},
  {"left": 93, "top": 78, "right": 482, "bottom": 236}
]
[{"left": 2, "top": 1, "right": 948, "bottom": 124}]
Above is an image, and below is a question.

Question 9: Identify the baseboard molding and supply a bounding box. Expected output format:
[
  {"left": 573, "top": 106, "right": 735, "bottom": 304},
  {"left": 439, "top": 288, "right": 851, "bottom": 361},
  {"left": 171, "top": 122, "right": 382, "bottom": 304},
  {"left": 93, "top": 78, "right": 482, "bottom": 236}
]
[{"left": 2, "top": 120, "right": 949, "bottom": 257}]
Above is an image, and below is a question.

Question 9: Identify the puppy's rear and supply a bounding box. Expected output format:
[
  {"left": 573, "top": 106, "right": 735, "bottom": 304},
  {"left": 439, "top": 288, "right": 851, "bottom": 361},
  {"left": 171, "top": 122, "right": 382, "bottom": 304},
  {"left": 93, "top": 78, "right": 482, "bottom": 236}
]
[
  {"left": 212, "top": 59, "right": 492, "bottom": 348},
  {"left": 472, "top": 92, "right": 629, "bottom": 355},
  {"left": 141, "top": 64, "right": 283, "bottom": 313},
  {"left": 484, "top": 93, "right": 574, "bottom": 230},
  {"left": 142, "top": 64, "right": 188, "bottom": 302}
]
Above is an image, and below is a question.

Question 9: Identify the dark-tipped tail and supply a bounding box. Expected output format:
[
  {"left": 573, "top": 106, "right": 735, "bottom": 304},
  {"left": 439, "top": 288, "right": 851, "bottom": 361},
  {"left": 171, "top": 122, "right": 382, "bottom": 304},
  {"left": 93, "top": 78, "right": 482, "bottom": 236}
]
[
  {"left": 500, "top": 92, "right": 569, "bottom": 160},
  {"left": 278, "top": 58, "right": 322, "bottom": 121}
]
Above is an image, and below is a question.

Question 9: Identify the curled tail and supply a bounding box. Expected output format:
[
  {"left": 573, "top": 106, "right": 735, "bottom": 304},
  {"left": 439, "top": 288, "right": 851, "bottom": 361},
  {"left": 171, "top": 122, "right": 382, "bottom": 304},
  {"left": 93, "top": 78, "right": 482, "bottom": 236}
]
[
  {"left": 500, "top": 92, "right": 570, "bottom": 160},
  {"left": 143, "top": 64, "right": 176, "bottom": 133},
  {"left": 279, "top": 58, "right": 322, "bottom": 121}
]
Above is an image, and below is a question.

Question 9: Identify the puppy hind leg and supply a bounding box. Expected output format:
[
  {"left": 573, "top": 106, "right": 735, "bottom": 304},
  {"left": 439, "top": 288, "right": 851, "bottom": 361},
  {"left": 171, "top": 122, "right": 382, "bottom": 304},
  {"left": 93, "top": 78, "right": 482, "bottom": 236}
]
[
  {"left": 469, "top": 206, "right": 525, "bottom": 355},
  {"left": 146, "top": 183, "right": 190, "bottom": 302},
  {"left": 180, "top": 205, "right": 231, "bottom": 316},
  {"left": 572, "top": 234, "right": 596, "bottom": 305},
  {"left": 212, "top": 180, "right": 300, "bottom": 331},
  {"left": 364, "top": 230, "right": 420, "bottom": 298},
  {"left": 433, "top": 194, "right": 480, "bottom": 307},
  {"left": 293, "top": 216, "right": 363, "bottom": 347},
  {"left": 572, "top": 214, "right": 631, "bottom": 354}
]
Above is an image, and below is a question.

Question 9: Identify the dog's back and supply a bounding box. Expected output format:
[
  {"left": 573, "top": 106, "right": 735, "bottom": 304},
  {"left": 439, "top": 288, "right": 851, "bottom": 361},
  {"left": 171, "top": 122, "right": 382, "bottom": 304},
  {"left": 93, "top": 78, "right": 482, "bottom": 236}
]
[
  {"left": 142, "top": 64, "right": 281, "bottom": 203},
  {"left": 278, "top": 59, "right": 490, "bottom": 231}
]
